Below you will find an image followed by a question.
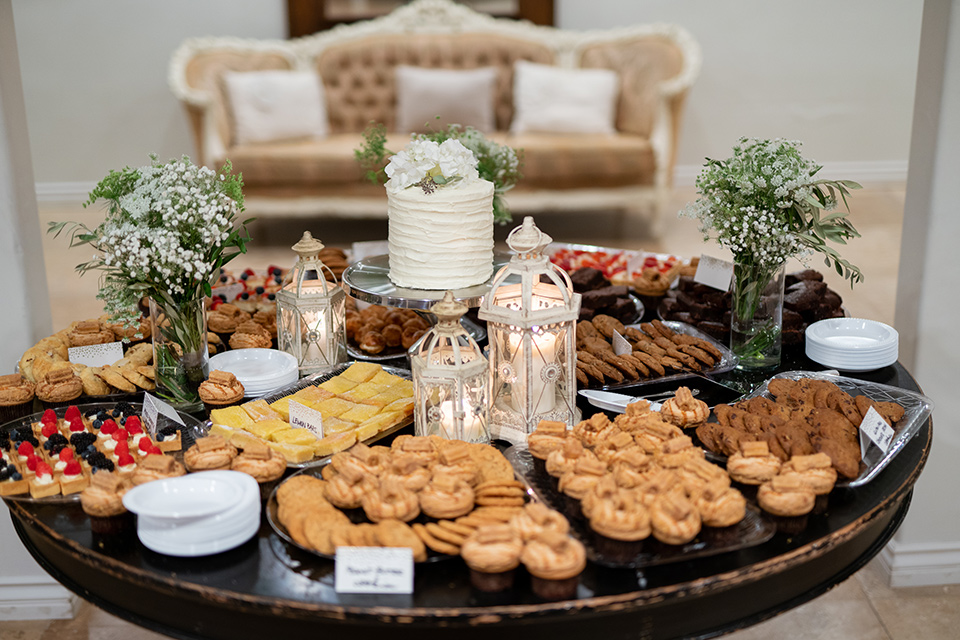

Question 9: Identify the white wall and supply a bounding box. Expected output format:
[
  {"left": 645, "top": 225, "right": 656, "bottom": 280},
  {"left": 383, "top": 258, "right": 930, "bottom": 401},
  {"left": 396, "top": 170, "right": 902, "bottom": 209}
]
[
  {"left": 885, "top": 0, "right": 960, "bottom": 587},
  {"left": 557, "top": 0, "right": 922, "bottom": 181},
  {"left": 11, "top": 0, "right": 921, "bottom": 192},
  {"left": 11, "top": 0, "right": 286, "bottom": 187}
]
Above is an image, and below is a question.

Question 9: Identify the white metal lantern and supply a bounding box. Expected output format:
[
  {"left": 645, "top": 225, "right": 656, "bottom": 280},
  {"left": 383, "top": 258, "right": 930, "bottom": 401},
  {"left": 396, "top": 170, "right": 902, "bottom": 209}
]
[
  {"left": 478, "top": 217, "right": 581, "bottom": 444},
  {"left": 276, "top": 231, "right": 347, "bottom": 376},
  {"left": 411, "top": 291, "right": 490, "bottom": 443}
]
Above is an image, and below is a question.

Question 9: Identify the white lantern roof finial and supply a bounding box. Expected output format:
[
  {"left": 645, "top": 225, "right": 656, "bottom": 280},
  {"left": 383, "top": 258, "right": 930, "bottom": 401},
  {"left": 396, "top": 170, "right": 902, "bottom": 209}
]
[
  {"left": 430, "top": 291, "right": 468, "bottom": 332},
  {"left": 292, "top": 231, "right": 325, "bottom": 260},
  {"left": 507, "top": 216, "right": 552, "bottom": 257}
]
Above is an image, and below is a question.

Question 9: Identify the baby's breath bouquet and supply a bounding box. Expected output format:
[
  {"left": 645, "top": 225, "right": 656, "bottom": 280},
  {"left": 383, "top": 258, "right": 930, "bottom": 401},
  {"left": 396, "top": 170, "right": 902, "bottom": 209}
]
[
  {"left": 356, "top": 122, "right": 521, "bottom": 223},
  {"left": 682, "top": 137, "right": 862, "bottom": 368},
  {"left": 50, "top": 154, "right": 251, "bottom": 409}
]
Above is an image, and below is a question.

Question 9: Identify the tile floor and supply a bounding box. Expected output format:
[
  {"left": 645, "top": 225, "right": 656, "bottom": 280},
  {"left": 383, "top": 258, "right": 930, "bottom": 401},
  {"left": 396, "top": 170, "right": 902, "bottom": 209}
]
[{"left": 7, "top": 183, "right": 959, "bottom": 639}]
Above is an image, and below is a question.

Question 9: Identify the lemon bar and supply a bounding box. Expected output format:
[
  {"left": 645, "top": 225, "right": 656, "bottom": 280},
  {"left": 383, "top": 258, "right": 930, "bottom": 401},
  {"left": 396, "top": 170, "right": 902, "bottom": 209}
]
[
  {"left": 339, "top": 403, "right": 380, "bottom": 424},
  {"left": 272, "top": 428, "right": 319, "bottom": 446},
  {"left": 245, "top": 419, "right": 291, "bottom": 440},
  {"left": 289, "top": 385, "right": 335, "bottom": 404},
  {"left": 322, "top": 417, "right": 358, "bottom": 434},
  {"left": 318, "top": 376, "right": 358, "bottom": 395},
  {"left": 340, "top": 382, "right": 390, "bottom": 403},
  {"left": 313, "top": 431, "right": 357, "bottom": 457},
  {"left": 383, "top": 397, "right": 415, "bottom": 416},
  {"left": 370, "top": 370, "right": 405, "bottom": 387},
  {"left": 340, "top": 362, "right": 382, "bottom": 383},
  {"left": 268, "top": 441, "right": 315, "bottom": 463},
  {"left": 209, "top": 405, "right": 255, "bottom": 429},
  {"left": 241, "top": 399, "right": 283, "bottom": 422},
  {"left": 357, "top": 411, "right": 404, "bottom": 435},
  {"left": 314, "top": 397, "right": 360, "bottom": 418}
]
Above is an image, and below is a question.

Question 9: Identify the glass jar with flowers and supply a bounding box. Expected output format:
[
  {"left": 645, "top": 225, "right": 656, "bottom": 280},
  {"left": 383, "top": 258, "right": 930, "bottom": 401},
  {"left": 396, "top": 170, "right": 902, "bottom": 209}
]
[
  {"left": 49, "top": 155, "right": 251, "bottom": 411},
  {"left": 682, "top": 138, "right": 863, "bottom": 369}
]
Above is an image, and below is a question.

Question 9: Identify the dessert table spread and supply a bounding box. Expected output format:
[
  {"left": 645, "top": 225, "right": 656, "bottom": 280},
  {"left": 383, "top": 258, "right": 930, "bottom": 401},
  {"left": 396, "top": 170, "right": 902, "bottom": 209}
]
[{"left": 5, "top": 349, "right": 930, "bottom": 640}]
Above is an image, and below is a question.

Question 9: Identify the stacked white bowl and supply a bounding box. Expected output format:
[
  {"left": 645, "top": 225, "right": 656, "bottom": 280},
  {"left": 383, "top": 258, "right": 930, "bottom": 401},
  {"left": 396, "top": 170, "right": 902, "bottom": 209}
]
[
  {"left": 805, "top": 318, "right": 899, "bottom": 371},
  {"left": 122, "top": 471, "right": 260, "bottom": 557},
  {"left": 208, "top": 348, "right": 299, "bottom": 397}
]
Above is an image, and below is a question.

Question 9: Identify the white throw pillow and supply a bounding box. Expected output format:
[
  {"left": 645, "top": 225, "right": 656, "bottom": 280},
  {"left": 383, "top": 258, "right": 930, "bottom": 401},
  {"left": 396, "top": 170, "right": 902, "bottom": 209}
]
[
  {"left": 510, "top": 60, "right": 619, "bottom": 134},
  {"left": 222, "top": 70, "right": 329, "bottom": 145},
  {"left": 395, "top": 66, "right": 498, "bottom": 133}
]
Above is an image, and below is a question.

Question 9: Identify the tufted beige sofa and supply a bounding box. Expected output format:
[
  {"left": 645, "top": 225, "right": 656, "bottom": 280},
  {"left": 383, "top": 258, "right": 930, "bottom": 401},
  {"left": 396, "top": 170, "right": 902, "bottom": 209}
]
[{"left": 168, "top": 0, "right": 700, "bottom": 235}]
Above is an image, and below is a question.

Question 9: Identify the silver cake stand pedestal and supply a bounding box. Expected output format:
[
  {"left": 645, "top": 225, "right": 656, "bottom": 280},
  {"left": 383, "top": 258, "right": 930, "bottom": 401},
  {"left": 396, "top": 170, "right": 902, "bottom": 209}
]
[{"left": 341, "top": 253, "right": 512, "bottom": 310}]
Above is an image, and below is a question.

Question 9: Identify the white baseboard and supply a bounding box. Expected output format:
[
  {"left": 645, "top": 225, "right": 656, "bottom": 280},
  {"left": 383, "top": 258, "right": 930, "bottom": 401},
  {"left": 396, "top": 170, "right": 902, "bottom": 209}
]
[
  {"left": 35, "top": 159, "right": 909, "bottom": 205},
  {"left": 0, "top": 576, "right": 77, "bottom": 621},
  {"left": 35, "top": 181, "right": 95, "bottom": 204},
  {"left": 879, "top": 539, "right": 960, "bottom": 588},
  {"left": 673, "top": 159, "right": 909, "bottom": 187}
]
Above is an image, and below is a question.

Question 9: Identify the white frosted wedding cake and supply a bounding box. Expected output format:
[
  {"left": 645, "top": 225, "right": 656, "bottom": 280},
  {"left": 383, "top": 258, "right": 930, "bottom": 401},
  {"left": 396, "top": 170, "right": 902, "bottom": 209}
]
[{"left": 384, "top": 138, "right": 494, "bottom": 290}]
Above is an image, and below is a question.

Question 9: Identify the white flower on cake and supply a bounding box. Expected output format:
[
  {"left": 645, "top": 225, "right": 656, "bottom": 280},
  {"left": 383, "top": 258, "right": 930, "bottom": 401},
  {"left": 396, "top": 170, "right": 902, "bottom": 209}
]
[{"left": 385, "top": 138, "right": 480, "bottom": 192}]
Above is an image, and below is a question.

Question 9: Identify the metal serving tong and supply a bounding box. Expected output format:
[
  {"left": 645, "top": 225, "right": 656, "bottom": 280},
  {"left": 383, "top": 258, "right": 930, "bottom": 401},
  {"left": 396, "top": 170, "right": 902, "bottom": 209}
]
[{"left": 577, "top": 387, "right": 701, "bottom": 414}]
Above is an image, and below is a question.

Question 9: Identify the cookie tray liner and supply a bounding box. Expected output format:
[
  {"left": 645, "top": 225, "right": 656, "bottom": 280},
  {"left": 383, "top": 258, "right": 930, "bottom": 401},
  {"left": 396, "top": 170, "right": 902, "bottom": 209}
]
[
  {"left": 504, "top": 444, "right": 775, "bottom": 569},
  {"left": 726, "top": 371, "right": 934, "bottom": 489},
  {"left": 195, "top": 362, "right": 414, "bottom": 469},
  {"left": 0, "top": 401, "right": 202, "bottom": 504},
  {"left": 266, "top": 463, "right": 453, "bottom": 564}
]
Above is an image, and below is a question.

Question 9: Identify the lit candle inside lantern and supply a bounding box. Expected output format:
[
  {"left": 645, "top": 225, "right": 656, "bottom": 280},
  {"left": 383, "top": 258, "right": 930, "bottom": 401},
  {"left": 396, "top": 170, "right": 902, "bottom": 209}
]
[
  {"left": 304, "top": 312, "right": 326, "bottom": 364},
  {"left": 509, "top": 330, "right": 557, "bottom": 414},
  {"left": 438, "top": 400, "right": 486, "bottom": 443}
]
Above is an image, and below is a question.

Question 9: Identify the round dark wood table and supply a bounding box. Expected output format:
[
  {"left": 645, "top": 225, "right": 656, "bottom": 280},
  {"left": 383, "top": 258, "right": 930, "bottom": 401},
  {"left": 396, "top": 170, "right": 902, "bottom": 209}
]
[{"left": 5, "top": 354, "right": 931, "bottom": 640}]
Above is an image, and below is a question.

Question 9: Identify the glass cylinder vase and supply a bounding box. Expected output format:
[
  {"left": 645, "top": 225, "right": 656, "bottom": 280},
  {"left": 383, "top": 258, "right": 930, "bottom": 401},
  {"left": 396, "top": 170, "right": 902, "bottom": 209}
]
[
  {"left": 730, "top": 262, "right": 785, "bottom": 370},
  {"left": 148, "top": 296, "right": 209, "bottom": 413}
]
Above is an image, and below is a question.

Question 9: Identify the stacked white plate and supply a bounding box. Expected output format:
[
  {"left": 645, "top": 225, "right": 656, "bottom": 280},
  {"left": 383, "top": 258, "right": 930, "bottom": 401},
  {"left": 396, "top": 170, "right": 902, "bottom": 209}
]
[
  {"left": 805, "top": 318, "right": 899, "bottom": 371},
  {"left": 123, "top": 471, "right": 260, "bottom": 557},
  {"left": 208, "top": 348, "right": 298, "bottom": 397}
]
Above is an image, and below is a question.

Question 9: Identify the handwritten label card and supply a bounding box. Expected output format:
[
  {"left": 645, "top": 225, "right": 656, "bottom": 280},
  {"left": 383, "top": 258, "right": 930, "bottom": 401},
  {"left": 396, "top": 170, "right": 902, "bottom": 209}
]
[
  {"left": 335, "top": 547, "right": 414, "bottom": 594},
  {"left": 612, "top": 330, "right": 632, "bottom": 356},
  {"left": 694, "top": 254, "right": 735, "bottom": 292},
  {"left": 142, "top": 393, "right": 185, "bottom": 438},
  {"left": 859, "top": 406, "right": 896, "bottom": 461},
  {"left": 288, "top": 400, "right": 324, "bottom": 438},
  {"left": 68, "top": 342, "right": 124, "bottom": 368}
]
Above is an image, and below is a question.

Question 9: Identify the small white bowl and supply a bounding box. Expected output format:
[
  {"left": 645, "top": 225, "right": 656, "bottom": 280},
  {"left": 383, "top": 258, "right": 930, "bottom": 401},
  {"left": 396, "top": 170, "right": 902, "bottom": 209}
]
[
  {"left": 208, "top": 349, "right": 298, "bottom": 383},
  {"left": 123, "top": 471, "right": 247, "bottom": 519},
  {"left": 805, "top": 318, "right": 899, "bottom": 371},
  {"left": 805, "top": 318, "right": 898, "bottom": 350}
]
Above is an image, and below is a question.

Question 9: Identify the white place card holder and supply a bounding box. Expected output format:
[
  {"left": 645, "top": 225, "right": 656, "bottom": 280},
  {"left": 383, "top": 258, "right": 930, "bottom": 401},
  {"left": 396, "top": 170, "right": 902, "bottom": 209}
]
[
  {"left": 142, "top": 393, "right": 186, "bottom": 438},
  {"left": 612, "top": 330, "right": 632, "bottom": 356},
  {"left": 693, "top": 254, "right": 735, "bottom": 292},
  {"left": 859, "top": 406, "right": 896, "bottom": 465},
  {"left": 625, "top": 252, "right": 645, "bottom": 277},
  {"left": 67, "top": 342, "right": 125, "bottom": 368},
  {"left": 351, "top": 240, "right": 390, "bottom": 261},
  {"left": 335, "top": 547, "right": 414, "bottom": 594},
  {"left": 288, "top": 400, "right": 324, "bottom": 438}
]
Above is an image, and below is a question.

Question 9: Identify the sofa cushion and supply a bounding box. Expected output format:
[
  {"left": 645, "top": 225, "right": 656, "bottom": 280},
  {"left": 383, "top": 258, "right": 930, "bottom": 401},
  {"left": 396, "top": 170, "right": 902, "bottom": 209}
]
[
  {"left": 579, "top": 37, "right": 686, "bottom": 138},
  {"left": 226, "top": 131, "right": 654, "bottom": 193},
  {"left": 313, "top": 34, "right": 554, "bottom": 134},
  {"left": 222, "top": 70, "right": 329, "bottom": 144},
  {"left": 395, "top": 66, "right": 497, "bottom": 133},
  {"left": 490, "top": 132, "right": 655, "bottom": 189},
  {"left": 510, "top": 61, "right": 619, "bottom": 135}
]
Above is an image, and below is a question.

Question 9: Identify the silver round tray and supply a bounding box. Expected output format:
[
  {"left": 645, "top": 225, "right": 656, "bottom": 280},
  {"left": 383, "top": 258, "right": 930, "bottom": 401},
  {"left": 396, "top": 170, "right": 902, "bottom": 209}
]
[{"left": 342, "top": 253, "right": 511, "bottom": 309}]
